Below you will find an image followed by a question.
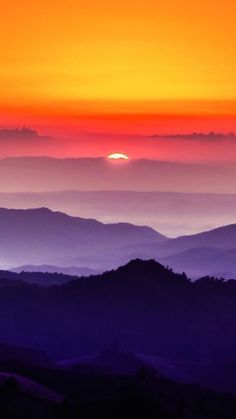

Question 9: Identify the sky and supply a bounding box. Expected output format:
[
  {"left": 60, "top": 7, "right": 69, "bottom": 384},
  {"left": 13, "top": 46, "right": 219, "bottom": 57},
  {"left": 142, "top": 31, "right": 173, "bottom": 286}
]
[{"left": 0, "top": 0, "right": 236, "bottom": 159}]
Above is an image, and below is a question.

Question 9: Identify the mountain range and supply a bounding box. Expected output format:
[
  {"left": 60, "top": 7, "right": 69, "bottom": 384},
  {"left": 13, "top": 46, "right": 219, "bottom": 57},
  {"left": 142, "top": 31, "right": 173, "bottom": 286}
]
[
  {"left": 2, "top": 190, "right": 236, "bottom": 236},
  {"left": 148, "top": 224, "right": 236, "bottom": 278},
  {"left": 1, "top": 207, "right": 236, "bottom": 278},
  {"left": 0, "top": 156, "right": 236, "bottom": 194},
  {"left": 0, "top": 207, "right": 165, "bottom": 270},
  {"left": 0, "top": 259, "right": 235, "bottom": 395},
  {"left": 11, "top": 264, "right": 99, "bottom": 278}
]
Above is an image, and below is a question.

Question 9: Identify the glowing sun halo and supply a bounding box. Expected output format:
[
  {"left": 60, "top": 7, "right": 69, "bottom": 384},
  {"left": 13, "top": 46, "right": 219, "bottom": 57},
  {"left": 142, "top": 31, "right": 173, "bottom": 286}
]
[{"left": 107, "top": 153, "right": 129, "bottom": 160}]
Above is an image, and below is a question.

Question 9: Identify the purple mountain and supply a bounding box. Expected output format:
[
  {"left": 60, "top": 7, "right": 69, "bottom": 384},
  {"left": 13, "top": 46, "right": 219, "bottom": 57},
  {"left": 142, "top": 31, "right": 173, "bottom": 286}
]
[{"left": 0, "top": 207, "right": 166, "bottom": 269}]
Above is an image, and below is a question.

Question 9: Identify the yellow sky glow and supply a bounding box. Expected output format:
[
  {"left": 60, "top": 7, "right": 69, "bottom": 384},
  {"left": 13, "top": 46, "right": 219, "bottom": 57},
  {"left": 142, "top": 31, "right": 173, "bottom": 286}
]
[{"left": 0, "top": 0, "right": 236, "bottom": 118}]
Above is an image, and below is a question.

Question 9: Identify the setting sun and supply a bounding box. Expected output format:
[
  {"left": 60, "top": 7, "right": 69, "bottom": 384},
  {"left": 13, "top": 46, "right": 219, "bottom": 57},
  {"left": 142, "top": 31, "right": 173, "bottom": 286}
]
[{"left": 107, "top": 153, "right": 129, "bottom": 160}]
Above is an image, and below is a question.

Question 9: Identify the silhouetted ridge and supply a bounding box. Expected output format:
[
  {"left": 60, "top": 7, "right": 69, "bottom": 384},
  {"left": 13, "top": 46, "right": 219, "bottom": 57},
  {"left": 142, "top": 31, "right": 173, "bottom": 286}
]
[
  {"left": 0, "top": 258, "right": 234, "bottom": 290},
  {"left": 111, "top": 258, "right": 189, "bottom": 283},
  {"left": 0, "top": 256, "right": 235, "bottom": 389},
  {"left": 60, "top": 258, "right": 190, "bottom": 293},
  {"left": 116, "top": 258, "right": 164, "bottom": 274}
]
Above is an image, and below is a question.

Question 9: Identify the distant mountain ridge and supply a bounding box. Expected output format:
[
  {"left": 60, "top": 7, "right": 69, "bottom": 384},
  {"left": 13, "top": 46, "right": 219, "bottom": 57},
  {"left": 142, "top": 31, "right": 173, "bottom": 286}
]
[
  {"left": 154, "top": 224, "right": 236, "bottom": 278},
  {"left": 11, "top": 264, "right": 99, "bottom": 278},
  {"left": 160, "top": 222, "right": 236, "bottom": 253},
  {"left": 0, "top": 268, "right": 83, "bottom": 287},
  {"left": 0, "top": 156, "right": 236, "bottom": 194},
  {"left": 3, "top": 189, "right": 236, "bottom": 236},
  {"left": 120, "top": 223, "right": 236, "bottom": 279},
  {"left": 160, "top": 247, "right": 236, "bottom": 279}
]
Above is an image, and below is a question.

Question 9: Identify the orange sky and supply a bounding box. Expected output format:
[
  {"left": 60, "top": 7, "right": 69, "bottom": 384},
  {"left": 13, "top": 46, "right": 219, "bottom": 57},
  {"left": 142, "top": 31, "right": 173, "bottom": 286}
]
[{"left": 0, "top": 0, "right": 236, "bottom": 135}]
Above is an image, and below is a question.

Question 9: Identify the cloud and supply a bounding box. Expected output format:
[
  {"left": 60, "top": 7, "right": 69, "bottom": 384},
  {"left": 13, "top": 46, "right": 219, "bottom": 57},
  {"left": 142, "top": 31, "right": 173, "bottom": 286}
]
[
  {"left": 150, "top": 132, "right": 235, "bottom": 142},
  {"left": 0, "top": 127, "right": 55, "bottom": 158},
  {"left": 0, "top": 127, "right": 50, "bottom": 141}
]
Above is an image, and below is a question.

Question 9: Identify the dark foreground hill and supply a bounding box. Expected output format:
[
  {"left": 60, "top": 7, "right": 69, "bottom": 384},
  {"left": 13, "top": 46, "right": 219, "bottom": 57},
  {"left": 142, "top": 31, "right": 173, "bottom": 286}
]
[
  {"left": 0, "top": 368, "right": 236, "bottom": 418},
  {"left": 0, "top": 359, "right": 236, "bottom": 419},
  {"left": 0, "top": 342, "right": 235, "bottom": 419},
  {"left": 0, "top": 259, "right": 235, "bottom": 394}
]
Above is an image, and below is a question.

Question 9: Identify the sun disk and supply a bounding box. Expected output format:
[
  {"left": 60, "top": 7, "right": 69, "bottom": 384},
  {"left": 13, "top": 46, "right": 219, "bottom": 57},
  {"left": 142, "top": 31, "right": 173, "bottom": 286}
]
[{"left": 108, "top": 153, "right": 129, "bottom": 160}]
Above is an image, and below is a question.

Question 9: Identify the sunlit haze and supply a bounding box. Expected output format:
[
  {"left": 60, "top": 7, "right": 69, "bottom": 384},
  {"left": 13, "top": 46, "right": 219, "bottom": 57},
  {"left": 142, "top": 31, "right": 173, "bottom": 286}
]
[{"left": 0, "top": 0, "right": 235, "bottom": 158}]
